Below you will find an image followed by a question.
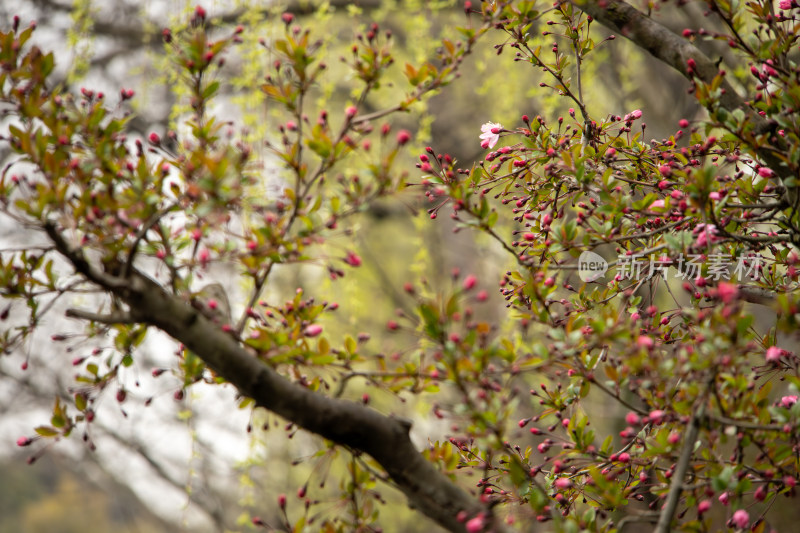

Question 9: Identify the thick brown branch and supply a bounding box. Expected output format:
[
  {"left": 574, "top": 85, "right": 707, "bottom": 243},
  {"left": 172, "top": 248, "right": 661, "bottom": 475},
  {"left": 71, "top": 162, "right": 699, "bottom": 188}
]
[
  {"left": 737, "top": 284, "right": 776, "bottom": 306},
  {"left": 44, "top": 222, "right": 501, "bottom": 533},
  {"left": 572, "top": 0, "right": 797, "bottom": 207},
  {"left": 573, "top": 0, "right": 746, "bottom": 113},
  {"left": 122, "top": 274, "right": 491, "bottom": 532}
]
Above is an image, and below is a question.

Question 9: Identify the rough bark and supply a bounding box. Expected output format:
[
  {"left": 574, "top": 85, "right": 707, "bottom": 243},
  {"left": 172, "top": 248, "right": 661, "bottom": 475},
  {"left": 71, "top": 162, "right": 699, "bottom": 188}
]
[
  {"left": 573, "top": 0, "right": 747, "bottom": 116},
  {"left": 43, "top": 223, "right": 501, "bottom": 533},
  {"left": 572, "top": 0, "right": 797, "bottom": 209}
]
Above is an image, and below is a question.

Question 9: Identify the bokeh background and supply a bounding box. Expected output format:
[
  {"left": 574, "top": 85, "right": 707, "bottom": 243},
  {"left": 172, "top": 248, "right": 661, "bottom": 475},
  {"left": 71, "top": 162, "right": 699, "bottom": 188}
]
[{"left": 1, "top": 1, "right": 774, "bottom": 532}]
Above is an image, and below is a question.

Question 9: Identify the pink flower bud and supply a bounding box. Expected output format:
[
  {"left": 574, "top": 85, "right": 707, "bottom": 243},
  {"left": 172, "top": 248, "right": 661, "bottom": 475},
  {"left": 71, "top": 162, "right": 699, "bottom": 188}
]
[
  {"left": 537, "top": 442, "right": 549, "bottom": 453},
  {"left": 345, "top": 251, "right": 362, "bottom": 267},
  {"left": 625, "top": 412, "right": 640, "bottom": 425},
  {"left": 757, "top": 167, "right": 774, "bottom": 178},
  {"left": 766, "top": 346, "right": 783, "bottom": 362},
  {"left": 637, "top": 336, "right": 654, "bottom": 349},
  {"left": 304, "top": 324, "right": 323, "bottom": 337},
  {"left": 198, "top": 248, "right": 210, "bottom": 268},
  {"left": 648, "top": 409, "right": 665, "bottom": 424},
  {"left": 732, "top": 509, "right": 749, "bottom": 529},
  {"left": 554, "top": 478, "right": 573, "bottom": 490},
  {"left": 465, "top": 515, "right": 485, "bottom": 533},
  {"left": 396, "top": 129, "right": 411, "bottom": 145}
]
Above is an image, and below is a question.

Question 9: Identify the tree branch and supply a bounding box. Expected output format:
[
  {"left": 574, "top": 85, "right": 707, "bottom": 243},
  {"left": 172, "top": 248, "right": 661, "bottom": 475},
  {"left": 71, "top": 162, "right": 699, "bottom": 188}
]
[
  {"left": 44, "top": 221, "right": 505, "bottom": 533},
  {"left": 571, "top": 0, "right": 797, "bottom": 208},
  {"left": 737, "top": 284, "right": 777, "bottom": 306},
  {"left": 572, "top": 0, "right": 747, "bottom": 118},
  {"left": 65, "top": 308, "right": 138, "bottom": 324},
  {"left": 654, "top": 403, "right": 704, "bottom": 533}
]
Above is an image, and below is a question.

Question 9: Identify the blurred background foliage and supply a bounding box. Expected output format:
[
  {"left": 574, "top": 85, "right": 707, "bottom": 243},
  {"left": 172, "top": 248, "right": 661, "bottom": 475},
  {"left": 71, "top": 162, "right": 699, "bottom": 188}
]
[
  {"left": 0, "top": 455, "right": 172, "bottom": 533},
  {"left": 1, "top": 0, "right": 786, "bottom": 531}
]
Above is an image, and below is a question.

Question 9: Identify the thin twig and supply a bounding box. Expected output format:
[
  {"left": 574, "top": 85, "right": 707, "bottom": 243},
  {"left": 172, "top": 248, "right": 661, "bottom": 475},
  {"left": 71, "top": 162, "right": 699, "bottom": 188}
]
[
  {"left": 707, "top": 412, "right": 786, "bottom": 432},
  {"left": 654, "top": 403, "right": 704, "bottom": 533},
  {"left": 122, "top": 202, "right": 177, "bottom": 279},
  {"left": 65, "top": 308, "right": 138, "bottom": 324}
]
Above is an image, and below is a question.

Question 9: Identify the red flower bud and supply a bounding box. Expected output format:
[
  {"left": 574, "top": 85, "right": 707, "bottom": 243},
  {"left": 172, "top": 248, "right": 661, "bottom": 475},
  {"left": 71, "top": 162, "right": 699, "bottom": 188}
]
[
  {"left": 345, "top": 251, "right": 362, "bottom": 267},
  {"left": 304, "top": 324, "right": 323, "bottom": 337},
  {"left": 396, "top": 129, "right": 411, "bottom": 145}
]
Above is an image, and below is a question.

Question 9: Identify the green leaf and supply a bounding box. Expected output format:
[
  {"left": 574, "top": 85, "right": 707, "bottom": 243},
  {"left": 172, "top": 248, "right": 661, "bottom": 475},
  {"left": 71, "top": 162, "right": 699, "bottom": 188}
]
[
  {"left": 35, "top": 426, "right": 59, "bottom": 437},
  {"left": 75, "top": 393, "right": 87, "bottom": 411},
  {"left": 203, "top": 80, "right": 220, "bottom": 100},
  {"left": 344, "top": 335, "right": 357, "bottom": 355}
]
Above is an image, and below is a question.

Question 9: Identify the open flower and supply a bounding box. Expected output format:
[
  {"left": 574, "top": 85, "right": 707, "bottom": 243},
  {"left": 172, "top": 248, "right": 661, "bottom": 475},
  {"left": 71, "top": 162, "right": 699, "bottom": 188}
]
[{"left": 479, "top": 122, "right": 503, "bottom": 149}]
